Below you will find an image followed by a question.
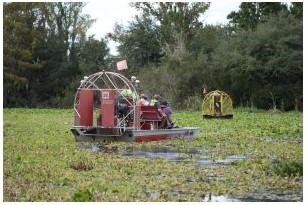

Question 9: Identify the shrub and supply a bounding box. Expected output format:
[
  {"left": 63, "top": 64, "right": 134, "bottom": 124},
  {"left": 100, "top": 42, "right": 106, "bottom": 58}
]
[
  {"left": 273, "top": 160, "right": 303, "bottom": 177},
  {"left": 72, "top": 188, "right": 94, "bottom": 202},
  {"left": 70, "top": 159, "right": 94, "bottom": 171}
]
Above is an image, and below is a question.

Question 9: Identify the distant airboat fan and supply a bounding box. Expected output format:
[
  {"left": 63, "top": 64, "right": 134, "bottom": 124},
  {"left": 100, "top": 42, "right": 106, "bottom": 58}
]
[{"left": 202, "top": 90, "right": 233, "bottom": 119}]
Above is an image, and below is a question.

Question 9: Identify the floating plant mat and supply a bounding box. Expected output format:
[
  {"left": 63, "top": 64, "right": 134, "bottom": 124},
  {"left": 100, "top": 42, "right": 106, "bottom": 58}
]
[
  {"left": 75, "top": 141, "right": 302, "bottom": 202},
  {"left": 4, "top": 109, "right": 302, "bottom": 201}
]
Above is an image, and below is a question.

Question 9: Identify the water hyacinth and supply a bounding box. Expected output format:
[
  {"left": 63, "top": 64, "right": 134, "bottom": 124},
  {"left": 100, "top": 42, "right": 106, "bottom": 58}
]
[{"left": 3, "top": 108, "right": 302, "bottom": 201}]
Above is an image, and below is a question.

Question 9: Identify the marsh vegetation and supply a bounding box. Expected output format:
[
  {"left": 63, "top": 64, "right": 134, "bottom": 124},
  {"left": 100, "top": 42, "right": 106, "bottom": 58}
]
[{"left": 3, "top": 108, "right": 302, "bottom": 201}]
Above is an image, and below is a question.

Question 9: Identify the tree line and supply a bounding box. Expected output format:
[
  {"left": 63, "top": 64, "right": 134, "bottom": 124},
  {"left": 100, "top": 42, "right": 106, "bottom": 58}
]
[
  {"left": 4, "top": 2, "right": 109, "bottom": 107},
  {"left": 3, "top": 2, "right": 303, "bottom": 111}
]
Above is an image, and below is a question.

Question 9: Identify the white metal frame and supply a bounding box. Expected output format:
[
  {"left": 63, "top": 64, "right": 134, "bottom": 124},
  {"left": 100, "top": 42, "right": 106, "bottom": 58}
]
[{"left": 73, "top": 71, "right": 139, "bottom": 131}]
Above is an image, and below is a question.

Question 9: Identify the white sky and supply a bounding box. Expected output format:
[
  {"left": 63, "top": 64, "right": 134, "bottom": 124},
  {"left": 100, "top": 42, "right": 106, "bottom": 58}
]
[{"left": 83, "top": 1, "right": 241, "bottom": 55}]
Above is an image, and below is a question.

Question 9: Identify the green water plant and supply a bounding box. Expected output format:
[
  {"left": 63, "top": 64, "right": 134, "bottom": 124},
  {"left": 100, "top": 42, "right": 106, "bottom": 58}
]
[
  {"left": 3, "top": 108, "right": 302, "bottom": 201},
  {"left": 73, "top": 188, "right": 94, "bottom": 201},
  {"left": 273, "top": 160, "right": 303, "bottom": 177}
]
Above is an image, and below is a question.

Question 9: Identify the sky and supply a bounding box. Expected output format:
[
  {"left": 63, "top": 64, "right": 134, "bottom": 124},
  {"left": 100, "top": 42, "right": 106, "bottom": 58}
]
[{"left": 83, "top": 1, "right": 241, "bottom": 55}]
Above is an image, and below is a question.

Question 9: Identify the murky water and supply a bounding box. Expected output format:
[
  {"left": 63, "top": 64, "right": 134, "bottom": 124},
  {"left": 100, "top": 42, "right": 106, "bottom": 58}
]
[
  {"left": 143, "top": 189, "right": 303, "bottom": 202},
  {"left": 203, "top": 194, "right": 240, "bottom": 202},
  {"left": 119, "top": 147, "right": 191, "bottom": 163},
  {"left": 78, "top": 143, "right": 246, "bottom": 166},
  {"left": 145, "top": 190, "right": 160, "bottom": 200},
  {"left": 197, "top": 155, "right": 246, "bottom": 166},
  {"left": 78, "top": 143, "right": 118, "bottom": 153},
  {"left": 237, "top": 188, "right": 303, "bottom": 202},
  {"left": 142, "top": 189, "right": 303, "bottom": 202},
  {"left": 205, "top": 188, "right": 303, "bottom": 202},
  {"left": 119, "top": 147, "right": 247, "bottom": 167}
]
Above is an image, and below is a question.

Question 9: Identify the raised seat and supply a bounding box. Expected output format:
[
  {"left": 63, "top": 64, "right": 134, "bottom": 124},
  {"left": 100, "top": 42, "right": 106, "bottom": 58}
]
[
  {"left": 140, "top": 106, "right": 161, "bottom": 121},
  {"left": 140, "top": 106, "right": 165, "bottom": 130}
]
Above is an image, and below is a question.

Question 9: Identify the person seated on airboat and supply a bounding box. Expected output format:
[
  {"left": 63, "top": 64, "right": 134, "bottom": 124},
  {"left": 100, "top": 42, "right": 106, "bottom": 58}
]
[
  {"left": 150, "top": 94, "right": 162, "bottom": 108},
  {"left": 151, "top": 96, "right": 175, "bottom": 129},
  {"left": 160, "top": 100, "right": 175, "bottom": 129},
  {"left": 137, "top": 93, "right": 150, "bottom": 106}
]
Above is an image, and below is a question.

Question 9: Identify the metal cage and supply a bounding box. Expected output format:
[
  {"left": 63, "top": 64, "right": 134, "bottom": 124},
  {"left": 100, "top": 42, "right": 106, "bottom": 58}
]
[
  {"left": 73, "top": 71, "right": 139, "bottom": 131},
  {"left": 202, "top": 90, "right": 233, "bottom": 119}
]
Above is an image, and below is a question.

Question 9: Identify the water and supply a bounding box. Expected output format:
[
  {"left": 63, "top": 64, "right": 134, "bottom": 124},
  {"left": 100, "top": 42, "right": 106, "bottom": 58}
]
[
  {"left": 201, "top": 188, "right": 303, "bottom": 202},
  {"left": 237, "top": 188, "right": 303, "bottom": 202},
  {"left": 203, "top": 194, "right": 240, "bottom": 202},
  {"left": 120, "top": 147, "right": 247, "bottom": 167},
  {"left": 142, "top": 189, "right": 303, "bottom": 202},
  {"left": 197, "top": 155, "right": 246, "bottom": 166},
  {"left": 78, "top": 142, "right": 118, "bottom": 153},
  {"left": 78, "top": 143, "right": 246, "bottom": 166},
  {"left": 120, "top": 147, "right": 190, "bottom": 162},
  {"left": 145, "top": 190, "right": 160, "bottom": 200}
]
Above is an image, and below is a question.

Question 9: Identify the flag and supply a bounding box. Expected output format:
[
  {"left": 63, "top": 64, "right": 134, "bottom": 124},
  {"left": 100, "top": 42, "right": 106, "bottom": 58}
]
[{"left": 116, "top": 60, "right": 128, "bottom": 70}]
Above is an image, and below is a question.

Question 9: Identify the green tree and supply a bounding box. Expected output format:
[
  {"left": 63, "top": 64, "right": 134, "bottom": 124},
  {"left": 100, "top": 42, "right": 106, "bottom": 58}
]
[
  {"left": 132, "top": 2, "right": 210, "bottom": 53},
  {"left": 211, "top": 12, "right": 302, "bottom": 110},
  {"left": 110, "top": 15, "right": 162, "bottom": 71},
  {"left": 3, "top": 2, "right": 47, "bottom": 106},
  {"left": 79, "top": 36, "right": 110, "bottom": 74},
  {"left": 112, "top": 1, "right": 302, "bottom": 111},
  {"left": 38, "top": 2, "right": 94, "bottom": 105},
  {"left": 4, "top": 2, "right": 99, "bottom": 107},
  {"left": 290, "top": 2, "right": 303, "bottom": 19},
  {"left": 250, "top": 13, "right": 302, "bottom": 110},
  {"left": 227, "top": 2, "right": 287, "bottom": 31}
]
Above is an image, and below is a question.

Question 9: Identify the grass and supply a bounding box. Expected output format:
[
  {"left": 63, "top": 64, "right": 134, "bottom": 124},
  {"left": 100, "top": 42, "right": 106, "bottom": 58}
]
[{"left": 3, "top": 108, "right": 303, "bottom": 201}]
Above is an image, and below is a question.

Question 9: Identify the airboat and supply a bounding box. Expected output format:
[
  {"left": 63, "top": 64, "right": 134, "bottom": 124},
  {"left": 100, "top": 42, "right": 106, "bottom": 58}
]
[
  {"left": 202, "top": 90, "right": 233, "bottom": 119},
  {"left": 71, "top": 71, "right": 200, "bottom": 143}
]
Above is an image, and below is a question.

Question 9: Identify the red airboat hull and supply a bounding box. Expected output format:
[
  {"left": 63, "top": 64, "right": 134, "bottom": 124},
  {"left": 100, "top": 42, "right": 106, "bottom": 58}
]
[{"left": 71, "top": 127, "right": 200, "bottom": 143}]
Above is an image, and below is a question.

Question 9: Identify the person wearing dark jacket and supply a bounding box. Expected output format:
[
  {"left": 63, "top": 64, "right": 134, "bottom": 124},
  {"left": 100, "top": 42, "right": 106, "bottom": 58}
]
[{"left": 160, "top": 100, "right": 174, "bottom": 128}]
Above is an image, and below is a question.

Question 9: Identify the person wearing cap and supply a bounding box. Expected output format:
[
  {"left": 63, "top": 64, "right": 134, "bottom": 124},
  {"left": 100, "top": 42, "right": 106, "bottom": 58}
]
[
  {"left": 150, "top": 94, "right": 161, "bottom": 108},
  {"left": 160, "top": 100, "right": 174, "bottom": 129},
  {"left": 138, "top": 94, "right": 149, "bottom": 106}
]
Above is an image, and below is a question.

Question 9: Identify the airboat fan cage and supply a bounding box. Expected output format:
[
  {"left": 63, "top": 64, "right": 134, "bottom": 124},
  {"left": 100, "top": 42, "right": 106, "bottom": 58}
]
[
  {"left": 202, "top": 90, "right": 233, "bottom": 119},
  {"left": 73, "top": 71, "right": 139, "bottom": 130}
]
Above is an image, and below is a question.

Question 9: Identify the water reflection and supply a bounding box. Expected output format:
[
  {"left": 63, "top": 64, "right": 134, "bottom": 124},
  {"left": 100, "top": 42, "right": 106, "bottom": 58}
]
[
  {"left": 120, "top": 147, "right": 189, "bottom": 162},
  {"left": 203, "top": 189, "right": 303, "bottom": 202},
  {"left": 197, "top": 155, "right": 246, "bottom": 166},
  {"left": 78, "top": 143, "right": 247, "bottom": 166},
  {"left": 204, "top": 194, "right": 240, "bottom": 202},
  {"left": 78, "top": 142, "right": 118, "bottom": 153},
  {"left": 237, "top": 188, "right": 303, "bottom": 202}
]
